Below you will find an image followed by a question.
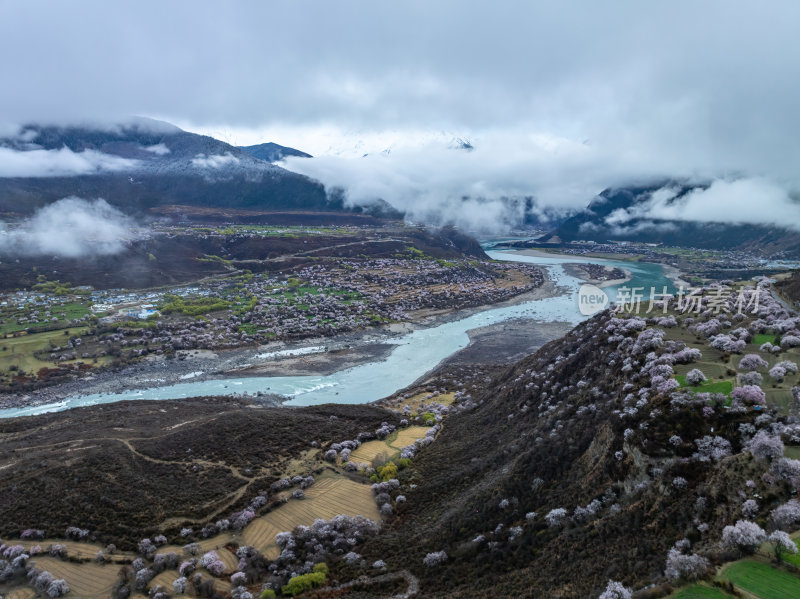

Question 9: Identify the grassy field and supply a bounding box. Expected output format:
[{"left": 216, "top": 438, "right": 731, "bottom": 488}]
[
  {"left": 662, "top": 323, "right": 800, "bottom": 414},
  {"left": 765, "top": 388, "right": 797, "bottom": 415},
  {"left": 753, "top": 333, "right": 781, "bottom": 346},
  {"left": 0, "top": 301, "right": 91, "bottom": 336},
  {"left": 669, "top": 583, "right": 734, "bottom": 598},
  {"left": 348, "top": 426, "right": 431, "bottom": 464},
  {"left": 0, "top": 327, "right": 89, "bottom": 373},
  {"left": 719, "top": 559, "right": 800, "bottom": 599},
  {"left": 675, "top": 375, "right": 734, "bottom": 395},
  {"left": 672, "top": 359, "right": 730, "bottom": 379}
]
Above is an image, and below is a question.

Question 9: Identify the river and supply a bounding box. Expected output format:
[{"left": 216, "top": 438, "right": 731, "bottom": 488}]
[{"left": 0, "top": 247, "right": 674, "bottom": 418}]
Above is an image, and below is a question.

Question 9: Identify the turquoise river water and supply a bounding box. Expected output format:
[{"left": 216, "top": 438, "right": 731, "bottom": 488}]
[{"left": 0, "top": 246, "right": 674, "bottom": 418}]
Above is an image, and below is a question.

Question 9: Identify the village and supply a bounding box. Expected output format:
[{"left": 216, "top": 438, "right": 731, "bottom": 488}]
[{"left": 0, "top": 251, "right": 544, "bottom": 393}]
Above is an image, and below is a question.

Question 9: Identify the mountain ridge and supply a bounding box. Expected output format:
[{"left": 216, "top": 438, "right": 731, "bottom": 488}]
[
  {"left": 238, "top": 142, "right": 312, "bottom": 163},
  {"left": 547, "top": 182, "right": 800, "bottom": 256},
  {"left": 0, "top": 118, "right": 331, "bottom": 216}
]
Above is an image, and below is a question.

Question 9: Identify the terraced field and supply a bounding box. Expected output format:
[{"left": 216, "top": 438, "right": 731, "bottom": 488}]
[
  {"left": 148, "top": 569, "right": 231, "bottom": 596},
  {"left": 241, "top": 475, "right": 379, "bottom": 559},
  {"left": 4, "top": 587, "right": 36, "bottom": 599},
  {"left": 664, "top": 325, "right": 800, "bottom": 414},
  {"left": 379, "top": 391, "right": 455, "bottom": 414},
  {"left": 18, "top": 539, "right": 127, "bottom": 562},
  {"left": 349, "top": 426, "right": 431, "bottom": 464},
  {"left": 25, "top": 556, "right": 119, "bottom": 599},
  {"left": 0, "top": 476, "right": 377, "bottom": 597},
  {"left": 669, "top": 584, "right": 733, "bottom": 599},
  {"left": 719, "top": 559, "right": 800, "bottom": 599},
  {"left": 156, "top": 535, "right": 235, "bottom": 565}
]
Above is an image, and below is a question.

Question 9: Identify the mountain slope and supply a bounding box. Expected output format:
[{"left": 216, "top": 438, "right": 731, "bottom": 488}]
[
  {"left": 0, "top": 118, "right": 330, "bottom": 216},
  {"left": 238, "top": 141, "right": 312, "bottom": 163},
  {"left": 549, "top": 183, "right": 800, "bottom": 256},
  {"left": 357, "top": 284, "right": 800, "bottom": 597}
]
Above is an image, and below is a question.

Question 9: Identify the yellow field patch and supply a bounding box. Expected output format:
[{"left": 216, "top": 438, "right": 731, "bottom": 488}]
[
  {"left": 349, "top": 426, "right": 431, "bottom": 465},
  {"left": 4, "top": 587, "right": 36, "bottom": 599},
  {"left": 148, "top": 569, "right": 231, "bottom": 595},
  {"left": 19, "top": 539, "right": 128, "bottom": 562},
  {"left": 159, "top": 544, "right": 238, "bottom": 576},
  {"left": 348, "top": 442, "right": 392, "bottom": 465},
  {"left": 380, "top": 391, "right": 454, "bottom": 415},
  {"left": 241, "top": 475, "right": 379, "bottom": 559},
  {"left": 6, "top": 478, "right": 375, "bottom": 595},
  {"left": 215, "top": 547, "right": 239, "bottom": 572},
  {"left": 390, "top": 426, "right": 431, "bottom": 450},
  {"left": 27, "top": 556, "right": 120, "bottom": 599},
  {"left": 150, "top": 569, "right": 182, "bottom": 591}
]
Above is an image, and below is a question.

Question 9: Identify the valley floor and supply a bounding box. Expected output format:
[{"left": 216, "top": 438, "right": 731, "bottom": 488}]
[{"left": 0, "top": 274, "right": 564, "bottom": 413}]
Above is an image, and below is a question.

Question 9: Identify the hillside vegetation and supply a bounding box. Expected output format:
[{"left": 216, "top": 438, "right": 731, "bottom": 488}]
[
  {"left": 3, "top": 280, "right": 800, "bottom": 598},
  {"left": 351, "top": 280, "right": 800, "bottom": 597}
]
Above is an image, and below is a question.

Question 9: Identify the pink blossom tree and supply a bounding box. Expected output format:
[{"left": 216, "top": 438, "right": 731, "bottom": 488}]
[
  {"left": 768, "top": 530, "right": 798, "bottom": 563},
  {"left": 598, "top": 580, "right": 632, "bottom": 599},
  {"left": 747, "top": 431, "right": 784, "bottom": 462},
  {"left": 721, "top": 520, "right": 766, "bottom": 555}
]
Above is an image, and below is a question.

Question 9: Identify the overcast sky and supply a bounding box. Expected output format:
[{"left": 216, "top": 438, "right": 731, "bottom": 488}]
[{"left": 1, "top": 1, "right": 799, "bottom": 229}]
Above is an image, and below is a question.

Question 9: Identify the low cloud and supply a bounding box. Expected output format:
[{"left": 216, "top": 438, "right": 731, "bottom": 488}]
[
  {"left": 605, "top": 178, "right": 800, "bottom": 231},
  {"left": 191, "top": 152, "right": 239, "bottom": 169},
  {"left": 281, "top": 132, "right": 623, "bottom": 233},
  {"left": 281, "top": 128, "right": 800, "bottom": 233},
  {"left": 0, "top": 146, "right": 139, "bottom": 178},
  {"left": 144, "top": 143, "right": 170, "bottom": 155},
  {"left": 0, "top": 197, "right": 141, "bottom": 257}
]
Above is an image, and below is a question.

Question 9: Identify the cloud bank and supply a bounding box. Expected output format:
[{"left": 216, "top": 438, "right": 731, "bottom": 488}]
[
  {"left": 282, "top": 134, "right": 800, "bottom": 233},
  {"left": 0, "top": 197, "right": 140, "bottom": 257},
  {"left": 0, "top": 2, "right": 799, "bottom": 232},
  {"left": 283, "top": 134, "right": 605, "bottom": 232},
  {"left": 604, "top": 179, "right": 800, "bottom": 231},
  {"left": 0, "top": 146, "right": 139, "bottom": 177},
  {"left": 190, "top": 152, "right": 239, "bottom": 169}
]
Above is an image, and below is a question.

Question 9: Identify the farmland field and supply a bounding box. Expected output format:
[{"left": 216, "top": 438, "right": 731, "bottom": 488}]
[
  {"left": 348, "top": 426, "right": 431, "bottom": 464},
  {"left": 753, "top": 333, "right": 781, "bottom": 346},
  {"left": 778, "top": 533, "right": 800, "bottom": 568},
  {"left": 669, "top": 583, "right": 733, "bottom": 598},
  {"left": 672, "top": 360, "right": 730, "bottom": 380},
  {"left": 675, "top": 374, "right": 733, "bottom": 395},
  {"left": 3, "top": 587, "right": 36, "bottom": 599},
  {"left": 241, "top": 475, "right": 379, "bottom": 559},
  {"left": 19, "top": 539, "right": 124, "bottom": 562},
  {"left": 149, "top": 568, "right": 231, "bottom": 595},
  {"left": 156, "top": 535, "right": 235, "bottom": 564},
  {"left": 719, "top": 559, "right": 800, "bottom": 599},
  {"left": 379, "top": 391, "right": 455, "bottom": 414},
  {"left": 0, "top": 327, "right": 91, "bottom": 373},
  {"left": 26, "top": 556, "right": 119, "bottom": 599},
  {"left": 765, "top": 388, "right": 796, "bottom": 414}
]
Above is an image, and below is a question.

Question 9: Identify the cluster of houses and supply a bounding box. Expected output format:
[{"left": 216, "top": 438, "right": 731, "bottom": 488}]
[{"left": 34, "top": 257, "right": 544, "bottom": 366}]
